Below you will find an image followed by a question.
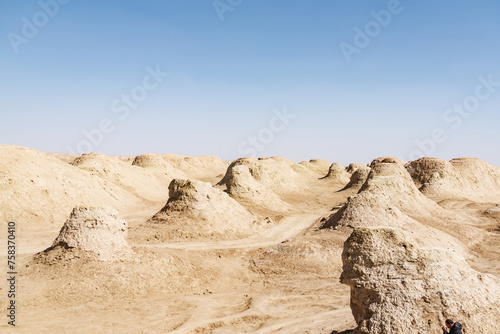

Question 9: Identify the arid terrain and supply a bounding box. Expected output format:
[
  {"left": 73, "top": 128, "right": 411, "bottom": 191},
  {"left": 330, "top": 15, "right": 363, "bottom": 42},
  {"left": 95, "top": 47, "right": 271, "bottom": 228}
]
[{"left": 1, "top": 145, "right": 499, "bottom": 333}]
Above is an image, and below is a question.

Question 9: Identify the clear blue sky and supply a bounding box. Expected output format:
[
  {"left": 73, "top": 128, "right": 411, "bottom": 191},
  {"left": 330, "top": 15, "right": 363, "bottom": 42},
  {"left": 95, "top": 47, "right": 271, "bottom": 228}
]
[{"left": 1, "top": 0, "right": 499, "bottom": 166}]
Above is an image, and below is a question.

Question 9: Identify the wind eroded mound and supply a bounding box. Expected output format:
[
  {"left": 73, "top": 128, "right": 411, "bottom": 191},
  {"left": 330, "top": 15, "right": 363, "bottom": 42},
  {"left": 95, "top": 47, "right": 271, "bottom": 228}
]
[
  {"left": 0, "top": 146, "right": 143, "bottom": 229},
  {"left": 321, "top": 163, "right": 351, "bottom": 184},
  {"left": 35, "top": 206, "right": 132, "bottom": 262},
  {"left": 406, "top": 157, "right": 500, "bottom": 202},
  {"left": 136, "top": 179, "right": 273, "bottom": 241}
]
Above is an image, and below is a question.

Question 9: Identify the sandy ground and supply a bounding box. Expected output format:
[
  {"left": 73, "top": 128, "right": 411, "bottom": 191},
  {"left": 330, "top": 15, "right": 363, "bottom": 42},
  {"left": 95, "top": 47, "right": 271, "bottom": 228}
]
[
  {"left": 0, "top": 187, "right": 356, "bottom": 333},
  {"left": 1, "top": 148, "right": 499, "bottom": 333}
]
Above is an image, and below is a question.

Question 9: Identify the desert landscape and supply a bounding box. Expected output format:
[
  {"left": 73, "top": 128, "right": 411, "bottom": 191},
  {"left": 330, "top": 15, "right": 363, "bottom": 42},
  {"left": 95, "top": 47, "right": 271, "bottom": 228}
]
[{"left": 1, "top": 145, "right": 499, "bottom": 333}]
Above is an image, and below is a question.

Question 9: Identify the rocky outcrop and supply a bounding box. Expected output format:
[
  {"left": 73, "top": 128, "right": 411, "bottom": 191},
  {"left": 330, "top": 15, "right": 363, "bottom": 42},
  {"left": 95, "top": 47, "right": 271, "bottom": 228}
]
[{"left": 341, "top": 227, "right": 500, "bottom": 334}]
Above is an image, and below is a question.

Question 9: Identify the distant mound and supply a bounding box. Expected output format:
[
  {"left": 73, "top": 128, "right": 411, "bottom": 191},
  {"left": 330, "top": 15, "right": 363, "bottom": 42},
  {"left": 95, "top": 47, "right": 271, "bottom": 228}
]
[
  {"left": 323, "top": 162, "right": 485, "bottom": 251},
  {"left": 132, "top": 153, "right": 228, "bottom": 181},
  {"left": 139, "top": 179, "right": 272, "bottom": 241},
  {"left": 325, "top": 162, "right": 448, "bottom": 227},
  {"left": 299, "top": 159, "right": 332, "bottom": 176},
  {"left": 218, "top": 157, "right": 307, "bottom": 194},
  {"left": 321, "top": 163, "right": 351, "bottom": 184},
  {"left": 35, "top": 206, "right": 131, "bottom": 262},
  {"left": 369, "top": 156, "right": 405, "bottom": 167},
  {"left": 341, "top": 227, "right": 500, "bottom": 333},
  {"left": 346, "top": 163, "right": 368, "bottom": 174},
  {"left": 216, "top": 157, "right": 319, "bottom": 215},
  {"left": 406, "top": 157, "right": 500, "bottom": 201},
  {"left": 340, "top": 165, "right": 371, "bottom": 191},
  {"left": 71, "top": 152, "right": 178, "bottom": 204},
  {"left": 132, "top": 153, "right": 183, "bottom": 175},
  {"left": 222, "top": 164, "right": 292, "bottom": 214},
  {"left": 0, "top": 146, "right": 143, "bottom": 229},
  {"left": 71, "top": 152, "right": 121, "bottom": 174}
]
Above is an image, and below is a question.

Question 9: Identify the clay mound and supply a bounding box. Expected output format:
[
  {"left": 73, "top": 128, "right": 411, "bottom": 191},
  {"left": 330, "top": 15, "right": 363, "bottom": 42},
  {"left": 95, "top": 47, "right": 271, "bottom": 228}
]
[
  {"left": 346, "top": 163, "right": 368, "bottom": 174},
  {"left": 406, "top": 157, "right": 500, "bottom": 201},
  {"left": 71, "top": 152, "right": 120, "bottom": 173},
  {"left": 160, "top": 153, "right": 229, "bottom": 180},
  {"left": 299, "top": 159, "right": 332, "bottom": 176},
  {"left": 218, "top": 157, "right": 309, "bottom": 195},
  {"left": 321, "top": 163, "right": 351, "bottom": 184},
  {"left": 132, "top": 153, "right": 183, "bottom": 175},
  {"left": 40, "top": 206, "right": 131, "bottom": 261},
  {"left": 358, "top": 162, "right": 445, "bottom": 216},
  {"left": 323, "top": 163, "right": 457, "bottom": 231},
  {"left": 222, "top": 164, "right": 292, "bottom": 214},
  {"left": 341, "top": 227, "right": 500, "bottom": 334},
  {"left": 450, "top": 157, "right": 500, "bottom": 198},
  {"left": 0, "top": 145, "right": 143, "bottom": 229},
  {"left": 72, "top": 152, "right": 176, "bottom": 203},
  {"left": 369, "top": 156, "right": 405, "bottom": 167},
  {"left": 132, "top": 153, "right": 228, "bottom": 181},
  {"left": 340, "top": 166, "right": 371, "bottom": 191},
  {"left": 406, "top": 157, "right": 464, "bottom": 198},
  {"left": 144, "top": 179, "right": 270, "bottom": 240}
]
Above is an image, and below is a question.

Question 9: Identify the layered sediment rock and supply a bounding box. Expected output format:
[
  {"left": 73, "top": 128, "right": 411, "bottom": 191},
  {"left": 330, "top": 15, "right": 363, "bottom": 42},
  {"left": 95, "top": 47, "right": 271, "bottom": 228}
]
[{"left": 341, "top": 227, "right": 500, "bottom": 334}]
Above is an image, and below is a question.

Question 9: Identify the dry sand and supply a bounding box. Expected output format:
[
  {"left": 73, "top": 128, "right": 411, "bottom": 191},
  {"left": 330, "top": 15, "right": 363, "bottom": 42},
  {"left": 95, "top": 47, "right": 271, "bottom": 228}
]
[{"left": 0, "top": 146, "right": 499, "bottom": 333}]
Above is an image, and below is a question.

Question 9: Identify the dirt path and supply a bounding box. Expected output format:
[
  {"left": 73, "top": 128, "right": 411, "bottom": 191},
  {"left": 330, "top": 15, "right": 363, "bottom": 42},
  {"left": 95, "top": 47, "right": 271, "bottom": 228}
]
[{"left": 135, "top": 214, "right": 321, "bottom": 251}]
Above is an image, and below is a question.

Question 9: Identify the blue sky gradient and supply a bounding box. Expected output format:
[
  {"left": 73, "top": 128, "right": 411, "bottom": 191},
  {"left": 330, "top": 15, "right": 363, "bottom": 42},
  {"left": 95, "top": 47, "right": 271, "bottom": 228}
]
[{"left": 1, "top": 0, "right": 499, "bottom": 165}]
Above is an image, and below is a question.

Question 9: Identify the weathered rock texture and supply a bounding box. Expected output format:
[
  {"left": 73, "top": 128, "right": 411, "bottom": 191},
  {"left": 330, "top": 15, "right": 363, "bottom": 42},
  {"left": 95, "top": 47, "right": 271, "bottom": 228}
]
[
  {"left": 50, "top": 206, "right": 131, "bottom": 261},
  {"left": 341, "top": 227, "right": 500, "bottom": 334}
]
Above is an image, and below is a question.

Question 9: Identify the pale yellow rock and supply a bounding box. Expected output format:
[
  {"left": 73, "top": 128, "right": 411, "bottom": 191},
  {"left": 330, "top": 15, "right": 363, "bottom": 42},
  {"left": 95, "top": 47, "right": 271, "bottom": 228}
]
[
  {"left": 342, "top": 227, "right": 500, "bottom": 334},
  {"left": 50, "top": 206, "right": 132, "bottom": 261}
]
